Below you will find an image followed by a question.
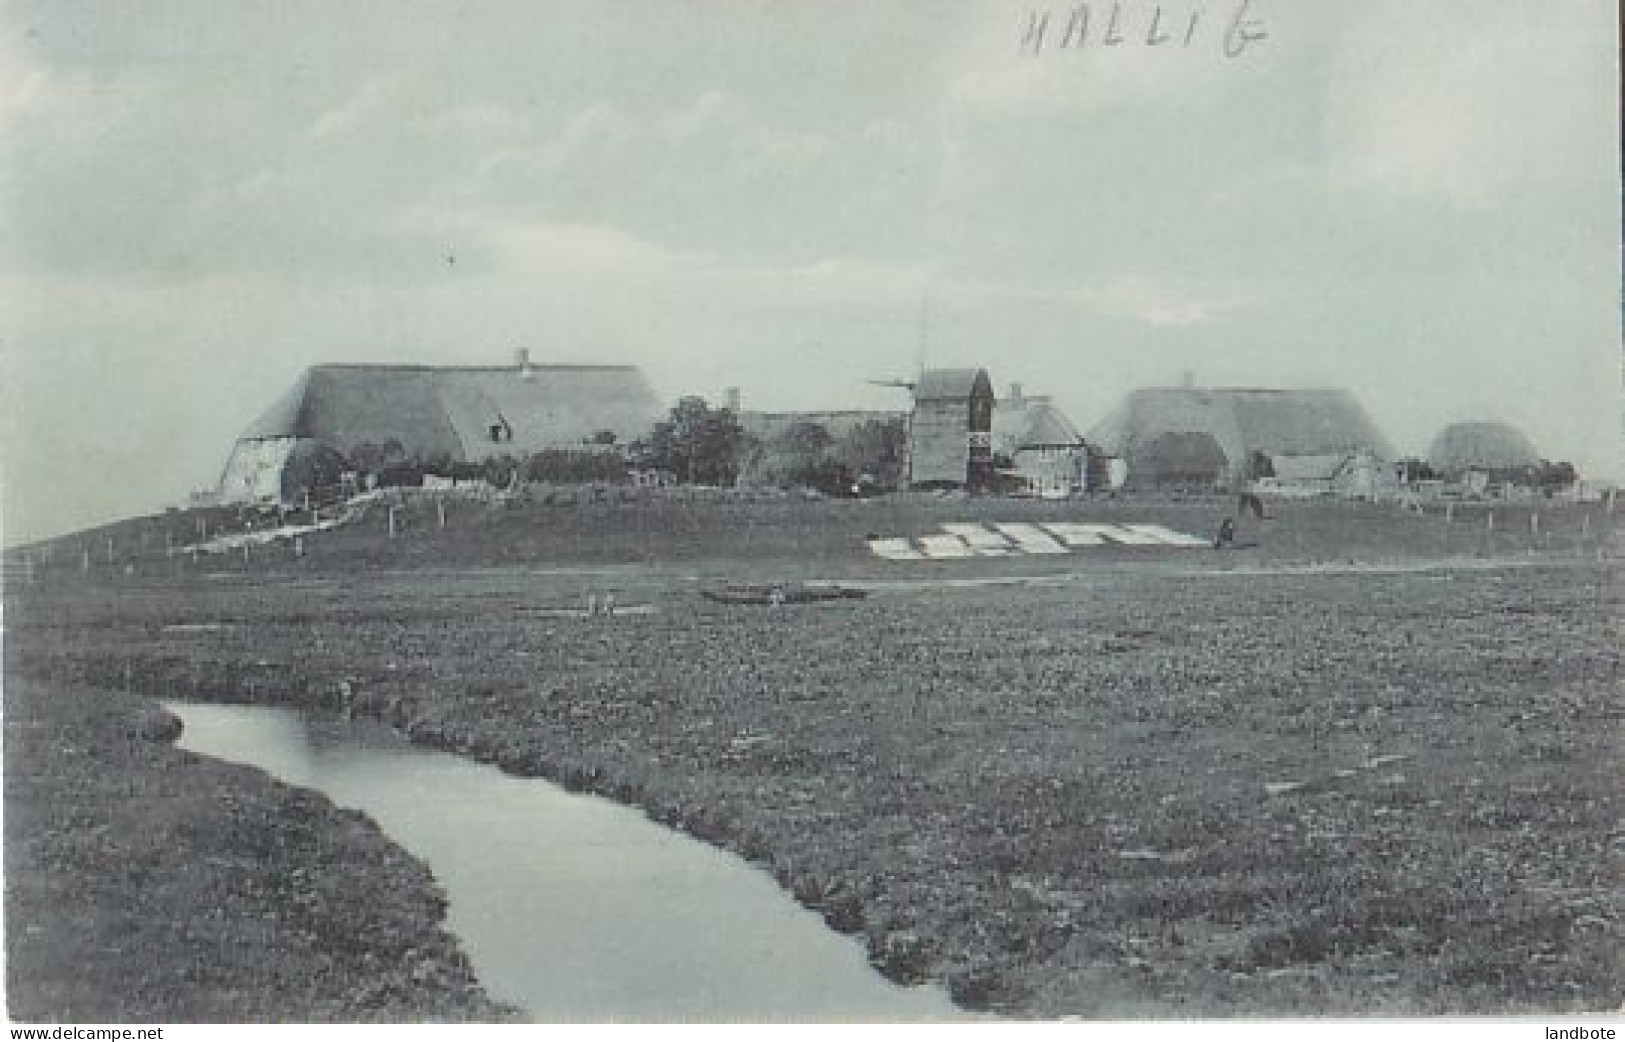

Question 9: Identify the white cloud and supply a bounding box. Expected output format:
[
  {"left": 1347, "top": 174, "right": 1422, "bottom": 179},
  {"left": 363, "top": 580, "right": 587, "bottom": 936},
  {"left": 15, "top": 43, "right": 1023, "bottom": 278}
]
[
  {"left": 1096, "top": 275, "right": 1254, "bottom": 327},
  {"left": 0, "top": 27, "right": 49, "bottom": 130},
  {"left": 435, "top": 91, "right": 934, "bottom": 268},
  {"left": 661, "top": 90, "right": 748, "bottom": 142},
  {"left": 308, "top": 76, "right": 397, "bottom": 140},
  {"left": 1325, "top": 0, "right": 1616, "bottom": 209},
  {"left": 309, "top": 73, "right": 534, "bottom": 146},
  {"left": 481, "top": 219, "right": 716, "bottom": 276},
  {"left": 548, "top": 92, "right": 836, "bottom": 187}
]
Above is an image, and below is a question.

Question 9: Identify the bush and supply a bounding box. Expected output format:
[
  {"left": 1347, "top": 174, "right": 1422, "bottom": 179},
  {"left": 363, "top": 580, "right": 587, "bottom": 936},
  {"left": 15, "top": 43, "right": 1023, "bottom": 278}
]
[{"left": 521, "top": 449, "right": 628, "bottom": 484}]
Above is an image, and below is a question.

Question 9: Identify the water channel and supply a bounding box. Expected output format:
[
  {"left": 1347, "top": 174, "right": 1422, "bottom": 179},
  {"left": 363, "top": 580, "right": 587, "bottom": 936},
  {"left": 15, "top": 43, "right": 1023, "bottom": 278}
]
[{"left": 166, "top": 700, "right": 964, "bottom": 1022}]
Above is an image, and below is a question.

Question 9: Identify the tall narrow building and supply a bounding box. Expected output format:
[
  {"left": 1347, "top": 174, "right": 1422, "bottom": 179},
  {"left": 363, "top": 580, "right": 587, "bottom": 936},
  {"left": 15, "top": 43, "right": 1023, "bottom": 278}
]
[{"left": 908, "top": 368, "right": 995, "bottom": 490}]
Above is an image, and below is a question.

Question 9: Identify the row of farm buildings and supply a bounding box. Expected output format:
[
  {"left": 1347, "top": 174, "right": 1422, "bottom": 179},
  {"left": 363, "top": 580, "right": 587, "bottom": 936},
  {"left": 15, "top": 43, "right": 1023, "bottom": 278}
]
[{"left": 214, "top": 352, "right": 1570, "bottom": 506}]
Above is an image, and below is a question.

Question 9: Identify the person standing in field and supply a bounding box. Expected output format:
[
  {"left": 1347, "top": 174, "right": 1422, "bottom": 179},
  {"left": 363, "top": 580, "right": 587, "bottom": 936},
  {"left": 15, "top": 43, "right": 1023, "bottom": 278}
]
[{"left": 1238, "top": 450, "right": 1273, "bottom": 520}]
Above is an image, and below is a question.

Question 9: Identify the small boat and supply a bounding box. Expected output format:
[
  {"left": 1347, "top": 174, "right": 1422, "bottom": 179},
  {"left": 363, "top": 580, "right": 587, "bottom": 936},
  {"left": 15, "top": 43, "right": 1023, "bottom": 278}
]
[{"left": 700, "top": 583, "right": 868, "bottom": 606}]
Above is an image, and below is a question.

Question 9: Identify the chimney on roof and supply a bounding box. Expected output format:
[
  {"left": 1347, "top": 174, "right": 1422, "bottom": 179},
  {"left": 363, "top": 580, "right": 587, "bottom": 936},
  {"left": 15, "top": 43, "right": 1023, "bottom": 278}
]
[
  {"left": 516, "top": 348, "right": 534, "bottom": 380},
  {"left": 1008, "top": 382, "right": 1023, "bottom": 405},
  {"left": 723, "top": 387, "right": 741, "bottom": 413}
]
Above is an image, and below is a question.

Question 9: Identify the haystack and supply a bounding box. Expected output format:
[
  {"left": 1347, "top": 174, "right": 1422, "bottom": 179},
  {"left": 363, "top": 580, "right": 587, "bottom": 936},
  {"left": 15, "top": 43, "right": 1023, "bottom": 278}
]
[{"left": 1427, "top": 422, "right": 1541, "bottom": 477}]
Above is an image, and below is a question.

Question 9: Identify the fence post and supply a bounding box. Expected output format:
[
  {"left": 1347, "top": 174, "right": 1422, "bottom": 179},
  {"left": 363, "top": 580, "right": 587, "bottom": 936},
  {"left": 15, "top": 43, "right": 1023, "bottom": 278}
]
[
  {"left": 438, "top": 499, "right": 446, "bottom": 529},
  {"left": 294, "top": 536, "right": 305, "bottom": 559},
  {"left": 81, "top": 547, "right": 91, "bottom": 573},
  {"left": 388, "top": 506, "right": 398, "bottom": 539}
]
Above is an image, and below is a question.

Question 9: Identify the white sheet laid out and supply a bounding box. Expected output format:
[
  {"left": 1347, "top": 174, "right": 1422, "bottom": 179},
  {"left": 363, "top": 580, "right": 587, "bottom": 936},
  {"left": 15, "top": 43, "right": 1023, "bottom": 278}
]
[{"left": 866, "top": 520, "right": 1208, "bottom": 559}]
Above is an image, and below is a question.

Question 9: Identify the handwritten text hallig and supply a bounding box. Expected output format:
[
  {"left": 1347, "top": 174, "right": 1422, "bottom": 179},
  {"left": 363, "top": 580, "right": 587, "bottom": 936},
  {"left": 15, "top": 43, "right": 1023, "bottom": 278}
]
[{"left": 1020, "top": 1, "right": 1268, "bottom": 58}]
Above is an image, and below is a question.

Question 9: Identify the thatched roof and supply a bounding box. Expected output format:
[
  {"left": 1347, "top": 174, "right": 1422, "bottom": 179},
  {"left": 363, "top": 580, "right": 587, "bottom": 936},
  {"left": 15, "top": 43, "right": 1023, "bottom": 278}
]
[
  {"left": 913, "top": 368, "right": 992, "bottom": 402},
  {"left": 236, "top": 363, "right": 662, "bottom": 462},
  {"left": 1428, "top": 422, "right": 1541, "bottom": 474},
  {"left": 1090, "top": 387, "right": 1394, "bottom": 486},
  {"left": 1125, "top": 431, "right": 1229, "bottom": 488},
  {"left": 737, "top": 410, "right": 902, "bottom": 445},
  {"left": 993, "top": 395, "right": 1083, "bottom": 452}
]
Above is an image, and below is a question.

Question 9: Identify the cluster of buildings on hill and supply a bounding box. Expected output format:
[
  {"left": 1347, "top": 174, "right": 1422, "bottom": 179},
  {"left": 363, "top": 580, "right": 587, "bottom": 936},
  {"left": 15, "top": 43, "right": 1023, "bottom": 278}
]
[{"left": 212, "top": 352, "right": 1581, "bottom": 507}]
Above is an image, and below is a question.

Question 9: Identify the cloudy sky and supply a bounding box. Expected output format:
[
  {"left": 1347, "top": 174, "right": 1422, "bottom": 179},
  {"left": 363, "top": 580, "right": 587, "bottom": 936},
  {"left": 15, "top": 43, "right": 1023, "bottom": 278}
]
[{"left": 3, "top": 0, "right": 1619, "bottom": 542}]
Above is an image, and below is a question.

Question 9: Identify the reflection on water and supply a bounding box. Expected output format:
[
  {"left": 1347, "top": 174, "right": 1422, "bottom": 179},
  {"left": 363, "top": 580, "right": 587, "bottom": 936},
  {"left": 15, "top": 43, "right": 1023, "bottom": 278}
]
[{"left": 166, "top": 701, "right": 963, "bottom": 1022}]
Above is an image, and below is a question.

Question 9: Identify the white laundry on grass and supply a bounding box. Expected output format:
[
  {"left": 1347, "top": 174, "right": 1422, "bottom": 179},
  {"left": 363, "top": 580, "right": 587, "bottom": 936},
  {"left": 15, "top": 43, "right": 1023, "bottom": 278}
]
[{"left": 866, "top": 521, "right": 1208, "bottom": 560}]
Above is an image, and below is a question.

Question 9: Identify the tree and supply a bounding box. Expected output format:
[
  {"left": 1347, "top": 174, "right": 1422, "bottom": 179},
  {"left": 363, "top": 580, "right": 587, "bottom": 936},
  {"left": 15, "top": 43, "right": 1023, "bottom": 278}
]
[
  {"left": 346, "top": 442, "right": 387, "bottom": 474},
  {"left": 831, "top": 417, "right": 907, "bottom": 491},
  {"left": 781, "top": 421, "right": 834, "bottom": 461},
  {"left": 481, "top": 454, "right": 520, "bottom": 488},
  {"left": 1396, "top": 457, "right": 1438, "bottom": 484},
  {"left": 420, "top": 451, "right": 455, "bottom": 476},
  {"left": 1537, "top": 460, "right": 1578, "bottom": 493},
  {"left": 636, "top": 396, "right": 748, "bottom": 485},
  {"left": 523, "top": 448, "right": 628, "bottom": 484},
  {"left": 773, "top": 421, "right": 836, "bottom": 488}
]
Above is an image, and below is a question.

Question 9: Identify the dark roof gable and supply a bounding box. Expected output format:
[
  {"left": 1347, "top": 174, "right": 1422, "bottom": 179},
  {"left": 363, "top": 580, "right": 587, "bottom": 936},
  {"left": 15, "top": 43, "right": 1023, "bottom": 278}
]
[{"left": 913, "top": 368, "right": 993, "bottom": 402}]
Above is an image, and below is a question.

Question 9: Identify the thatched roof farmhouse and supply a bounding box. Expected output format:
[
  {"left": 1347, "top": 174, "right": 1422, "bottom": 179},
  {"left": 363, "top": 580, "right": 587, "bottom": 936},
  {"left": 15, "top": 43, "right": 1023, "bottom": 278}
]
[
  {"left": 218, "top": 354, "right": 661, "bottom": 504},
  {"left": 992, "top": 383, "right": 1089, "bottom": 496},
  {"left": 1090, "top": 387, "right": 1394, "bottom": 491}
]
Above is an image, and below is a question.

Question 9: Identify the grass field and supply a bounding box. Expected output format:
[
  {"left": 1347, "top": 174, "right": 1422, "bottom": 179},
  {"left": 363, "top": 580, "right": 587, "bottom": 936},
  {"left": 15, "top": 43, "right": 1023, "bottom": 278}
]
[
  {"left": 5, "top": 495, "right": 1621, "bottom": 1017},
  {"left": 10, "top": 491, "right": 1619, "bottom": 580}
]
